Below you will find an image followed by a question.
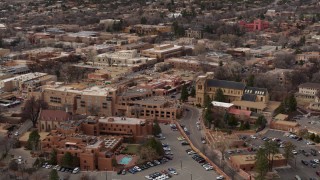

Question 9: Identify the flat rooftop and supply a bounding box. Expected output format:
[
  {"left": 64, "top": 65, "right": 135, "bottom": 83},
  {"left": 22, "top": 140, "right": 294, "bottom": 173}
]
[
  {"left": 143, "top": 44, "right": 183, "bottom": 53},
  {"left": 43, "top": 83, "right": 117, "bottom": 96},
  {"left": 0, "top": 72, "right": 47, "bottom": 83},
  {"left": 231, "top": 154, "right": 285, "bottom": 165},
  {"left": 99, "top": 117, "right": 146, "bottom": 125}
]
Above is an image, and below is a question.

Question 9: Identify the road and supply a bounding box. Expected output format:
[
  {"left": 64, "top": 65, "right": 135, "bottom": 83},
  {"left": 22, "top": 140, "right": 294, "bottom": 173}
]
[
  {"left": 179, "top": 105, "right": 203, "bottom": 150},
  {"left": 180, "top": 106, "right": 244, "bottom": 180}
]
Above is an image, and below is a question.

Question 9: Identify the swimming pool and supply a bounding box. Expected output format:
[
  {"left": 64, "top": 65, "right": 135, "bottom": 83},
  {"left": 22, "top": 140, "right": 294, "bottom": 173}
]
[{"left": 119, "top": 156, "right": 132, "bottom": 165}]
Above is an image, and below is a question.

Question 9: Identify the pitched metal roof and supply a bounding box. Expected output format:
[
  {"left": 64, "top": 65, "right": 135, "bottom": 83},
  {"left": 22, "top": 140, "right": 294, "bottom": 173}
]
[
  {"left": 206, "top": 79, "right": 246, "bottom": 90},
  {"left": 242, "top": 94, "right": 257, "bottom": 102}
]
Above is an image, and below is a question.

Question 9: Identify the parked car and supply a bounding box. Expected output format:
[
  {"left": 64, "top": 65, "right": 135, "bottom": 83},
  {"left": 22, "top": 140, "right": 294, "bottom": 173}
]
[
  {"left": 72, "top": 167, "right": 80, "bottom": 174},
  {"left": 292, "top": 150, "right": 298, "bottom": 155},
  {"left": 181, "top": 141, "right": 190, "bottom": 146},
  {"left": 217, "top": 175, "right": 225, "bottom": 180},
  {"left": 301, "top": 160, "right": 309, "bottom": 166},
  {"left": 168, "top": 168, "right": 178, "bottom": 175}
]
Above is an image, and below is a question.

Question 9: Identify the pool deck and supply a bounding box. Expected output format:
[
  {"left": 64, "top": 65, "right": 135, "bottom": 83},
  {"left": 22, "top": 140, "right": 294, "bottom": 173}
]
[{"left": 116, "top": 154, "right": 138, "bottom": 168}]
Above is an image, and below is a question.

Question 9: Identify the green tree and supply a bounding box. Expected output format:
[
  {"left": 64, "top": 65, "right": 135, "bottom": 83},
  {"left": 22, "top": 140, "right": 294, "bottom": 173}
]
[
  {"left": 172, "top": 21, "right": 185, "bottom": 37},
  {"left": 49, "top": 169, "right": 59, "bottom": 180},
  {"left": 49, "top": 149, "right": 57, "bottom": 165},
  {"left": 27, "top": 130, "right": 40, "bottom": 151},
  {"left": 247, "top": 74, "right": 255, "bottom": 87},
  {"left": 214, "top": 88, "right": 226, "bottom": 102},
  {"left": 143, "top": 138, "right": 164, "bottom": 156},
  {"left": 61, "top": 152, "right": 73, "bottom": 168},
  {"left": 264, "top": 141, "right": 279, "bottom": 171},
  {"left": 72, "top": 155, "right": 80, "bottom": 168},
  {"left": 283, "top": 141, "right": 296, "bottom": 165},
  {"left": 204, "top": 107, "right": 213, "bottom": 128},
  {"left": 255, "top": 148, "right": 269, "bottom": 180},
  {"left": 227, "top": 115, "right": 238, "bottom": 127},
  {"left": 244, "top": 121, "right": 250, "bottom": 130},
  {"left": 189, "top": 86, "right": 196, "bottom": 97},
  {"left": 287, "top": 94, "right": 297, "bottom": 112},
  {"left": 203, "top": 94, "right": 212, "bottom": 108},
  {"left": 153, "top": 119, "right": 162, "bottom": 136},
  {"left": 310, "top": 133, "right": 316, "bottom": 141},
  {"left": 180, "top": 85, "right": 189, "bottom": 102},
  {"left": 140, "top": 17, "right": 147, "bottom": 24},
  {"left": 255, "top": 115, "right": 267, "bottom": 127}
]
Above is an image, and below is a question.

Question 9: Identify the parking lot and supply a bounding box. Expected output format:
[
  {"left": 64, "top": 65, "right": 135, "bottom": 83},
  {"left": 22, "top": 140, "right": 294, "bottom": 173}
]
[
  {"left": 242, "top": 129, "right": 320, "bottom": 179},
  {"left": 45, "top": 124, "right": 220, "bottom": 180}
]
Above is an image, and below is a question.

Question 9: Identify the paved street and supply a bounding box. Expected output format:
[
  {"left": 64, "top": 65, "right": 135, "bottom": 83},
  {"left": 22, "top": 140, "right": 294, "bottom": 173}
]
[
  {"left": 181, "top": 106, "right": 244, "bottom": 180},
  {"left": 41, "top": 124, "right": 220, "bottom": 180}
]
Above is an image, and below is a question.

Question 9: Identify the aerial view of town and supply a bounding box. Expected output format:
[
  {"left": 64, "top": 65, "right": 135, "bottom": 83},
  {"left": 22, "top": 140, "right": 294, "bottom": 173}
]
[{"left": 0, "top": 0, "right": 319, "bottom": 180}]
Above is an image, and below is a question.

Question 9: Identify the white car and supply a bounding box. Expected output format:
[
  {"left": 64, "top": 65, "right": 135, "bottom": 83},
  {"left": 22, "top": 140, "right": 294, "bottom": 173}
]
[
  {"left": 187, "top": 150, "right": 196, "bottom": 155},
  {"left": 250, "top": 135, "right": 257, "bottom": 139},
  {"left": 72, "top": 167, "right": 80, "bottom": 174},
  {"left": 184, "top": 127, "right": 188, "bottom": 132},
  {"left": 292, "top": 150, "right": 298, "bottom": 155},
  {"left": 307, "top": 141, "right": 315, "bottom": 145},
  {"left": 203, "top": 164, "right": 213, "bottom": 171},
  {"left": 45, "top": 164, "right": 52, "bottom": 169},
  {"left": 314, "top": 159, "right": 320, "bottom": 164},
  {"left": 216, "top": 175, "right": 224, "bottom": 180},
  {"left": 134, "top": 166, "right": 141, "bottom": 172},
  {"left": 14, "top": 132, "right": 19, "bottom": 136},
  {"left": 163, "top": 147, "right": 171, "bottom": 151},
  {"left": 145, "top": 175, "right": 153, "bottom": 180}
]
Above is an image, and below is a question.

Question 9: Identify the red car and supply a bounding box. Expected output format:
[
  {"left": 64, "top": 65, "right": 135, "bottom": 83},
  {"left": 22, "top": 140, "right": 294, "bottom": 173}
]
[{"left": 316, "top": 171, "right": 320, "bottom": 176}]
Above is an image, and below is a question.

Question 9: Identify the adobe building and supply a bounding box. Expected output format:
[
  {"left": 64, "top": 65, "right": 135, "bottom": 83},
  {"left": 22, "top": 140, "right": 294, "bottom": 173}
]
[
  {"left": 115, "top": 88, "right": 183, "bottom": 121},
  {"left": 164, "top": 57, "right": 219, "bottom": 72},
  {"left": 39, "top": 83, "right": 118, "bottom": 117},
  {"left": 81, "top": 116, "right": 153, "bottom": 142},
  {"left": 141, "top": 44, "right": 184, "bottom": 61},
  {"left": 41, "top": 128, "right": 123, "bottom": 171},
  {"left": 230, "top": 154, "right": 286, "bottom": 172}
]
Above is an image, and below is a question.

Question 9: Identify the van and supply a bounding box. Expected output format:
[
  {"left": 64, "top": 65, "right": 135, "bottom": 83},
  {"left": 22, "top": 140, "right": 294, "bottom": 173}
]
[{"left": 295, "top": 175, "right": 301, "bottom": 180}]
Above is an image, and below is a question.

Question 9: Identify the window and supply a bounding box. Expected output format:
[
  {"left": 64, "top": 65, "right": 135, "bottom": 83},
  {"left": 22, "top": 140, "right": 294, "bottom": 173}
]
[{"left": 198, "top": 85, "right": 202, "bottom": 90}]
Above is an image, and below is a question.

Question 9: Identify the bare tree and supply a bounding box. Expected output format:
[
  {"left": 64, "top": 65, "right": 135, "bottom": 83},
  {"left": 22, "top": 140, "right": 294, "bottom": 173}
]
[
  {"left": 273, "top": 53, "right": 295, "bottom": 69},
  {"left": 213, "top": 139, "right": 230, "bottom": 161},
  {"left": 193, "top": 43, "right": 206, "bottom": 55},
  {"left": 86, "top": 49, "right": 97, "bottom": 65},
  {"left": 21, "top": 96, "right": 48, "bottom": 128}
]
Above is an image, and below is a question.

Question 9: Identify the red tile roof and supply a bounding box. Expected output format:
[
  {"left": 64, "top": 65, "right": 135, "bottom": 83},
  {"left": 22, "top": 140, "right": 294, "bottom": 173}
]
[{"left": 228, "top": 108, "right": 251, "bottom": 117}]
